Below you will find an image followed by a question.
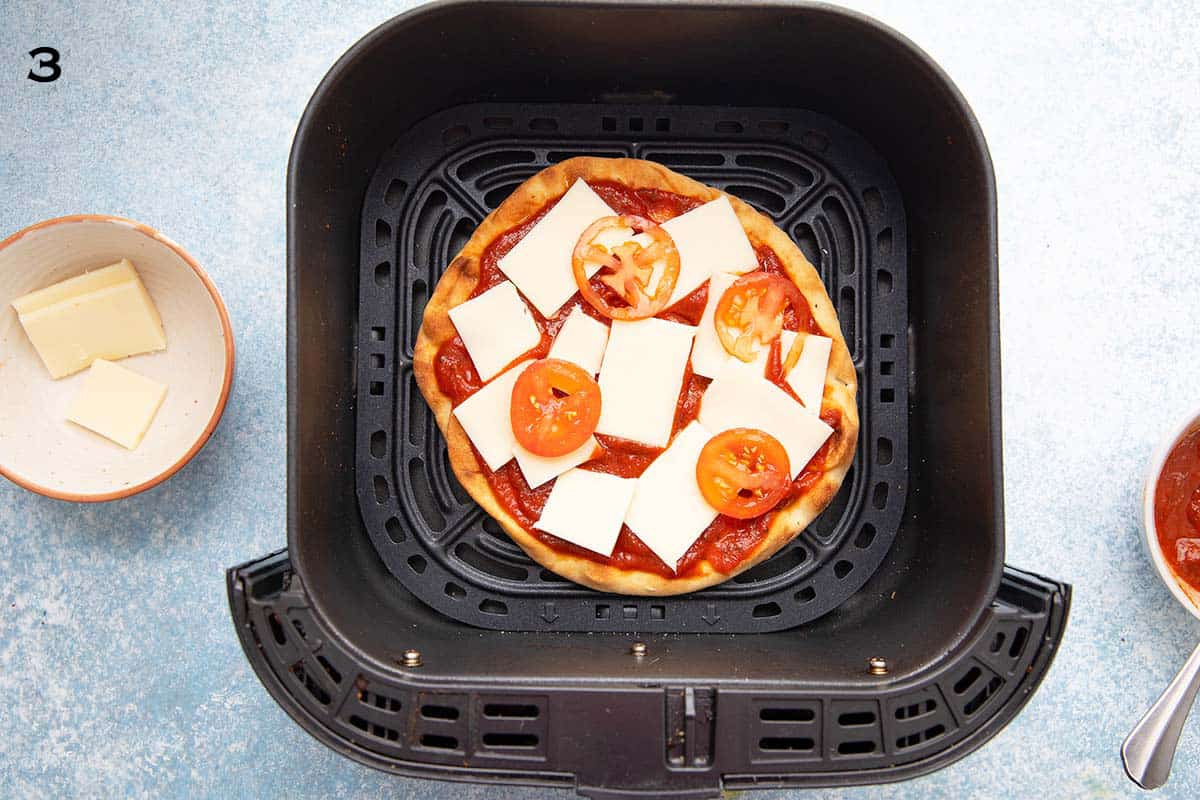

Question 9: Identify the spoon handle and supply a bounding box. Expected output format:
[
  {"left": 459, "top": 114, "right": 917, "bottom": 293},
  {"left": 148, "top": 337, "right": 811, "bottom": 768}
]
[{"left": 1122, "top": 641, "right": 1200, "bottom": 789}]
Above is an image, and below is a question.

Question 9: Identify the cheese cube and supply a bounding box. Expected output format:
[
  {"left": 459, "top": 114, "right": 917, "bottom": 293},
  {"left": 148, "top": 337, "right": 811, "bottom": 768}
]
[
  {"left": 779, "top": 331, "right": 832, "bottom": 415},
  {"left": 595, "top": 317, "right": 697, "bottom": 448},
  {"left": 624, "top": 421, "right": 718, "bottom": 570},
  {"left": 497, "top": 179, "right": 615, "bottom": 317},
  {"left": 65, "top": 359, "right": 167, "bottom": 449},
  {"left": 535, "top": 468, "right": 638, "bottom": 557},
  {"left": 12, "top": 260, "right": 166, "bottom": 379},
  {"left": 661, "top": 196, "right": 758, "bottom": 307},
  {"left": 547, "top": 306, "right": 609, "bottom": 375},
  {"left": 514, "top": 437, "right": 601, "bottom": 490},
  {"left": 452, "top": 360, "right": 531, "bottom": 470},
  {"left": 699, "top": 370, "right": 833, "bottom": 478},
  {"left": 448, "top": 281, "right": 541, "bottom": 382}
]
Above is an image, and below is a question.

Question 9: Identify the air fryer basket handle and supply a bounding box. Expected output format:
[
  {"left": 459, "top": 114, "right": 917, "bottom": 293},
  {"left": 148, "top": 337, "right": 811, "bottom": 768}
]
[{"left": 227, "top": 552, "right": 1068, "bottom": 797}]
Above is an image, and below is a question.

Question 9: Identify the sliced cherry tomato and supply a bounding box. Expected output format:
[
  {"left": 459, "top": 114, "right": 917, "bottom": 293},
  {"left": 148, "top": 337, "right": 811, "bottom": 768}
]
[
  {"left": 572, "top": 214, "right": 680, "bottom": 320},
  {"left": 510, "top": 359, "right": 602, "bottom": 457},
  {"left": 714, "top": 272, "right": 805, "bottom": 362},
  {"left": 695, "top": 428, "right": 792, "bottom": 519}
]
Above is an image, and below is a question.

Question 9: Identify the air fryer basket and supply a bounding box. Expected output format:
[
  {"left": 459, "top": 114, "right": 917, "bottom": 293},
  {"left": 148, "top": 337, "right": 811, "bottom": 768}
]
[
  {"left": 230, "top": 2, "right": 1070, "bottom": 796},
  {"left": 356, "top": 102, "right": 908, "bottom": 633}
]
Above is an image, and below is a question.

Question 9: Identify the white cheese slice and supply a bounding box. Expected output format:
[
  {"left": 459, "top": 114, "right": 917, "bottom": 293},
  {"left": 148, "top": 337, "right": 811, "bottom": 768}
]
[
  {"left": 721, "top": 345, "right": 773, "bottom": 380},
  {"left": 497, "top": 179, "right": 615, "bottom": 317},
  {"left": 451, "top": 359, "right": 531, "bottom": 471},
  {"left": 453, "top": 357, "right": 600, "bottom": 485},
  {"left": 448, "top": 281, "right": 541, "bottom": 382},
  {"left": 514, "top": 437, "right": 601, "bottom": 490},
  {"left": 690, "top": 272, "right": 735, "bottom": 379},
  {"left": 65, "top": 359, "right": 167, "bottom": 449},
  {"left": 779, "top": 331, "right": 832, "bottom": 415},
  {"left": 692, "top": 271, "right": 772, "bottom": 379},
  {"left": 13, "top": 260, "right": 167, "bottom": 379},
  {"left": 700, "top": 369, "right": 833, "bottom": 477},
  {"left": 535, "top": 468, "right": 638, "bottom": 557},
  {"left": 547, "top": 306, "right": 609, "bottom": 375},
  {"left": 595, "top": 317, "right": 696, "bottom": 448},
  {"left": 661, "top": 196, "right": 758, "bottom": 307},
  {"left": 624, "top": 421, "right": 718, "bottom": 570}
]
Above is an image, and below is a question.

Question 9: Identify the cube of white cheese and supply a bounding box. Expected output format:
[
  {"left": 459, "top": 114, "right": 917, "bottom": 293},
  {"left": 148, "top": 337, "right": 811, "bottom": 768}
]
[
  {"left": 12, "top": 259, "right": 166, "bottom": 379},
  {"left": 535, "top": 468, "right": 638, "bottom": 556},
  {"left": 661, "top": 196, "right": 758, "bottom": 307},
  {"left": 497, "top": 179, "right": 615, "bottom": 318},
  {"left": 623, "top": 421, "right": 718, "bottom": 570},
  {"left": 595, "top": 317, "right": 697, "bottom": 448},
  {"left": 65, "top": 359, "right": 167, "bottom": 449},
  {"left": 699, "top": 369, "right": 833, "bottom": 478},
  {"left": 547, "top": 306, "right": 609, "bottom": 375},
  {"left": 779, "top": 331, "right": 832, "bottom": 415},
  {"left": 452, "top": 360, "right": 531, "bottom": 471},
  {"left": 447, "top": 281, "right": 541, "bottom": 382}
]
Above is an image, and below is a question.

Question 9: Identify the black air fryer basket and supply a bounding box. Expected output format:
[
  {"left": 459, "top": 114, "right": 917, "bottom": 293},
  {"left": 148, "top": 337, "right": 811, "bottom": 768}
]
[{"left": 229, "top": 2, "right": 1070, "bottom": 796}]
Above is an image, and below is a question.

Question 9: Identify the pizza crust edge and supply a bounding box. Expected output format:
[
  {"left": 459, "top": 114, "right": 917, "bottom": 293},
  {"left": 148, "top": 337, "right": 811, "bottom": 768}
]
[{"left": 413, "top": 157, "right": 859, "bottom": 596}]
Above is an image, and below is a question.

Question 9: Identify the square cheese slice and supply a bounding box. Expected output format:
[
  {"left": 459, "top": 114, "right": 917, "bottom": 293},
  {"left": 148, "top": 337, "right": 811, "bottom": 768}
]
[
  {"left": 453, "top": 359, "right": 601, "bottom": 487},
  {"left": 11, "top": 259, "right": 138, "bottom": 314},
  {"left": 699, "top": 370, "right": 833, "bottom": 478},
  {"left": 595, "top": 317, "right": 696, "bottom": 448},
  {"left": 452, "top": 360, "right": 531, "bottom": 471},
  {"left": 779, "top": 331, "right": 832, "bottom": 415},
  {"left": 447, "top": 281, "right": 541, "bottom": 382},
  {"left": 496, "top": 179, "right": 615, "bottom": 317},
  {"left": 547, "top": 306, "right": 609, "bottom": 375},
  {"left": 661, "top": 196, "right": 758, "bottom": 307},
  {"left": 514, "top": 437, "right": 601, "bottom": 490},
  {"left": 535, "top": 468, "right": 638, "bottom": 557},
  {"left": 65, "top": 359, "right": 167, "bottom": 449},
  {"left": 624, "top": 421, "right": 718, "bottom": 570},
  {"left": 13, "top": 260, "right": 166, "bottom": 379},
  {"left": 690, "top": 272, "right": 739, "bottom": 379}
]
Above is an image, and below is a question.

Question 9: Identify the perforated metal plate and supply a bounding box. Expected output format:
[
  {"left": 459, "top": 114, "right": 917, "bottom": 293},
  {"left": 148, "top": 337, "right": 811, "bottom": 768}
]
[
  {"left": 356, "top": 104, "right": 907, "bottom": 632},
  {"left": 229, "top": 552, "right": 1068, "bottom": 798}
]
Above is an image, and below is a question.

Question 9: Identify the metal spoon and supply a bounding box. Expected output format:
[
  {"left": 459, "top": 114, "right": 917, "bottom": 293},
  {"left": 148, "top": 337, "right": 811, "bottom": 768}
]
[{"left": 1122, "top": 641, "right": 1200, "bottom": 788}]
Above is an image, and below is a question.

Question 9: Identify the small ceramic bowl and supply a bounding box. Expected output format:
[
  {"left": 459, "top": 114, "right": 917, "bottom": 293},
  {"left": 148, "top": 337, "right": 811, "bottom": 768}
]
[
  {"left": 0, "top": 215, "right": 234, "bottom": 501},
  {"left": 1141, "top": 406, "right": 1200, "bottom": 619}
]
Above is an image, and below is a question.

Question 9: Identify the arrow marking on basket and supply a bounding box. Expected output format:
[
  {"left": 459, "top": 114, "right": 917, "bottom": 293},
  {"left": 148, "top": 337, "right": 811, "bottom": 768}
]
[
  {"left": 541, "top": 602, "right": 559, "bottom": 623},
  {"left": 702, "top": 603, "right": 720, "bottom": 626}
]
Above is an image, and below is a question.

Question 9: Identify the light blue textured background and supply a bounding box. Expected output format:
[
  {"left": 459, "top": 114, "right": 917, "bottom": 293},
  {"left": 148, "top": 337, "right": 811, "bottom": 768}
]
[{"left": 1, "top": 1, "right": 1198, "bottom": 797}]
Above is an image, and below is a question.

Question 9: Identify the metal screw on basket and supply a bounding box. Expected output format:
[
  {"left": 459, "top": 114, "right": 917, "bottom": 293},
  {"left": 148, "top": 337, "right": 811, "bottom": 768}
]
[
  {"left": 867, "top": 656, "right": 889, "bottom": 676},
  {"left": 401, "top": 648, "right": 423, "bottom": 668},
  {"left": 630, "top": 641, "right": 648, "bottom": 658}
]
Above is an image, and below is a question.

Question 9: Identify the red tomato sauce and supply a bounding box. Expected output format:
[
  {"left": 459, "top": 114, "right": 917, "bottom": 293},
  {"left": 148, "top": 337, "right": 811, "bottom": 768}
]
[
  {"left": 433, "top": 180, "right": 843, "bottom": 578},
  {"left": 1155, "top": 426, "right": 1200, "bottom": 592}
]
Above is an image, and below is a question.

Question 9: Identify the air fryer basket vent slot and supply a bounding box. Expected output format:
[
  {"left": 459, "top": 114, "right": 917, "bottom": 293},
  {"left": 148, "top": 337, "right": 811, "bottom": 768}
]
[{"left": 353, "top": 104, "right": 909, "bottom": 633}]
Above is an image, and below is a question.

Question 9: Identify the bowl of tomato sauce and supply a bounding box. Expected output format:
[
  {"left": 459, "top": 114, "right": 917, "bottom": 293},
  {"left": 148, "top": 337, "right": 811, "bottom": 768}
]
[{"left": 1144, "top": 410, "right": 1200, "bottom": 615}]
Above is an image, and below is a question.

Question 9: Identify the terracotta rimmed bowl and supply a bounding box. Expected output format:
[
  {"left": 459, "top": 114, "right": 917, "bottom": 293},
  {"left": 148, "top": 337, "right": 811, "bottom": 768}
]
[
  {"left": 0, "top": 215, "right": 234, "bottom": 502},
  {"left": 1142, "top": 407, "right": 1200, "bottom": 617}
]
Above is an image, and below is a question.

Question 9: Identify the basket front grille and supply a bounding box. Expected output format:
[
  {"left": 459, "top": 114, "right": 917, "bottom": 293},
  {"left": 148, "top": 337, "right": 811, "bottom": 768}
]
[{"left": 228, "top": 553, "right": 1069, "bottom": 794}]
